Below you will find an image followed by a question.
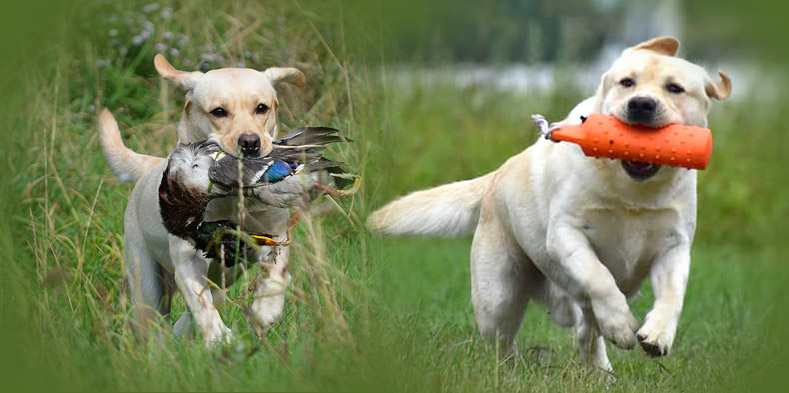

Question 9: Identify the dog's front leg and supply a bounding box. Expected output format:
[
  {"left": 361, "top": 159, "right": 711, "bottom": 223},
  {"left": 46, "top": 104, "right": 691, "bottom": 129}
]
[
  {"left": 545, "top": 221, "right": 638, "bottom": 350},
  {"left": 170, "top": 237, "right": 234, "bottom": 346},
  {"left": 636, "top": 242, "right": 690, "bottom": 356},
  {"left": 250, "top": 246, "right": 291, "bottom": 339}
]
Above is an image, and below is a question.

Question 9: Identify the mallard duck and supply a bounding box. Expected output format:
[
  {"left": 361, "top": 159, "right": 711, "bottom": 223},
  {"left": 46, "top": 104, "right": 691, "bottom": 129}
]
[
  {"left": 158, "top": 127, "right": 360, "bottom": 265},
  {"left": 208, "top": 127, "right": 357, "bottom": 207}
]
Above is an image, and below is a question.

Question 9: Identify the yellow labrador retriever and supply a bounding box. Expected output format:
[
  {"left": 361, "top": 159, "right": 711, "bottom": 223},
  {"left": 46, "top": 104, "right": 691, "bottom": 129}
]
[
  {"left": 98, "top": 55, "right": 306, "bottom": 344},
  {"left": 369, "top": 37, "right": 731, "bottom": 372}
]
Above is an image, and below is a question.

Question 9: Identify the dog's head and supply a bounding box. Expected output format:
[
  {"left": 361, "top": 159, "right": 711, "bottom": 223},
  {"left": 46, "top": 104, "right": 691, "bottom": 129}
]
[
  {"left": 154, "top": 54, "right": 306, "bottom": 158},
  {"left": 593, "top": 37, "right": 731, "bottom": 181}
]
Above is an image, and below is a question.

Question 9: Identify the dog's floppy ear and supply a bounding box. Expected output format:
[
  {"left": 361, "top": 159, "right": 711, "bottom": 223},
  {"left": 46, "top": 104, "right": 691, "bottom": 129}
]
[
  {"left": 628, "top": 36, "right": 680, "bottom": 57},
  {"left": 706, "top": 70, "right": 732, "bottom": 100},
  {"left": 262, "top": 67, "right": 307, "bottom": 87},
  {"left": 154, "top": 54, "right": 204, "bottom": 90}
]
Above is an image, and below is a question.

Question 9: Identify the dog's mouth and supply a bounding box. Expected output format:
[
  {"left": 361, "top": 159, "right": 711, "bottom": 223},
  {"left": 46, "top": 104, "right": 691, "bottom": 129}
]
[
  {"left": 621, "top": 160, "right": 660, "bottom": 181},
  {"left": 611, "top": 112, "right": 664, "bottom": 181}
]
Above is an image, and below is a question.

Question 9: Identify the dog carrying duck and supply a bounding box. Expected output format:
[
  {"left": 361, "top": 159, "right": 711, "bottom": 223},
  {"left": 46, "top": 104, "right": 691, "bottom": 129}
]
[
  {"left": 158, "top": 126, "right": 359, "bottom": 267},
  {"left": 97, "top": 53, "right": 363, "bottom": 343}
]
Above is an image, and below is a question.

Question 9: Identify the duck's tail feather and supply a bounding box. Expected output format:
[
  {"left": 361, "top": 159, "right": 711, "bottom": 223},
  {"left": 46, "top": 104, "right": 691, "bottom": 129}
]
[{"left": 275, "top": 127, "right": 350, "bottom": 146}]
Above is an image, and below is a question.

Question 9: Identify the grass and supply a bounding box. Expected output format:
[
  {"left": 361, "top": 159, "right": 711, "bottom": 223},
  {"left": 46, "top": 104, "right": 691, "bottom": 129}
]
[{"left": 2, "top": 0, "right": 789, "bottom": 391}]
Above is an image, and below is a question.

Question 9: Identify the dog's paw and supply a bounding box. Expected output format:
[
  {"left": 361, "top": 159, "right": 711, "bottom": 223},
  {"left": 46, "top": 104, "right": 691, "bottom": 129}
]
[
  {"left": 592, "top": 298, "right": 638, "bottom": 349},
  {"left": 221, "top": 327, "right": 236, "bottom": 343},
  {"left": 251, "top": 309, "right": 282, "bottom": 340},
  {"left": 636, "top": 314, "right": 676, "bottom": 357},
  {"left": 605, "top": 322, "right": 638, "bottom": 350},
  {"left": 204, "top": 325, "right": 235, "bottom": 348},
  {"left": 586, "top": 366, "right": 616, "bottom": 386}
]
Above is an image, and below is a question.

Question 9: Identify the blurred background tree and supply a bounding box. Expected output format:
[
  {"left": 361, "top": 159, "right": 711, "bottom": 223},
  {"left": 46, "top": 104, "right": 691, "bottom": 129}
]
[{"left": 352, "top": 0, "right": 780, "bottom": 65}]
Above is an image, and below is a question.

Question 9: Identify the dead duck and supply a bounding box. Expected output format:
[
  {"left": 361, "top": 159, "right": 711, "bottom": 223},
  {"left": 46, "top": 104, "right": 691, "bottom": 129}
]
[
  {"left": 158, "top": 127, "right": 359, "bottom": 266},
  {"left": 208, "top": 126, "right": 357, "bottom": 207}
]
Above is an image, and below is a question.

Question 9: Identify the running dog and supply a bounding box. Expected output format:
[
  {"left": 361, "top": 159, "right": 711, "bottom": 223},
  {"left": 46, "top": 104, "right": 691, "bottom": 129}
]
[
  {"left": 368, "top": 37, "right": 731, "bottom": 372},
  {"left": 98, "top": 54, "right": 306, "bottom": 344}
]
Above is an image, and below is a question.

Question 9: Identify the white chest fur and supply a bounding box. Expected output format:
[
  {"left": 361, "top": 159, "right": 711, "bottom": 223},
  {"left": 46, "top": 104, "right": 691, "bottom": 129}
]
[{"left": 580, "top": 205, "right": 683, "bottom": 295}]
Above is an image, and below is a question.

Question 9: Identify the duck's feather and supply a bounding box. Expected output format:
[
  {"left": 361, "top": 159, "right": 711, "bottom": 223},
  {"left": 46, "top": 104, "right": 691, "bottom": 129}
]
[
  {"left": 158, "top": 141, "right": 223, "bottom": 241},
  {"left": 276, "top": 126, "right": 350, "bottom": 146},
  {"left": 208, "top": 154, "right": 277, "bottom": 186},
  {"left": 208, "top": 126, "right": 350, "bottom": 188},
  {"left": 158, "top": 126, "right": 357, "bottom": 260},
  {"left": 194, "top": 220, "right": 277, "bottom": 267},
  {"left": 265, "top": 161, "right": 295, "bottom": 182}
]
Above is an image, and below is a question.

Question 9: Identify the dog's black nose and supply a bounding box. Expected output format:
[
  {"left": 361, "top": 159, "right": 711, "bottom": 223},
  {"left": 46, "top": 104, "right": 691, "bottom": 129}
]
[
  {"left": 627, "top": 96, "right": 657, "bottom": 123},
  {"left": 238, "top": 133, "right": 261, "bottom": 157}
]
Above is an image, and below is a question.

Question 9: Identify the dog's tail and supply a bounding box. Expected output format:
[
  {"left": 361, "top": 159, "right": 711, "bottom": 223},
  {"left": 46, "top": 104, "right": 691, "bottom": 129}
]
[
  {"left": 98, "top": 108, "right": 166, "bottom": 183},
  {"left": 367, "top": 173, "right": 495, "bottom": 237}
]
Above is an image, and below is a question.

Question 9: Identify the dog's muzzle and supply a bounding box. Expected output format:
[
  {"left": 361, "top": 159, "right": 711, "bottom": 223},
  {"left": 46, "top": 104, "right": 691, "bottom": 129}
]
[
  {"left": 238, "top": 133, "right": 262, "bottom": 157},
  {"left": 626, "top": 96, "right": 658, "bottom": 125}
]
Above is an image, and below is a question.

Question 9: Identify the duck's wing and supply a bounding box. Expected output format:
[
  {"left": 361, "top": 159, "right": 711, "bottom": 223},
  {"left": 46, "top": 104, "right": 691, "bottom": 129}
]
[
  {"left": 209, "top": 153, "right": 277, "bottom": 186},
  {"left": 305, "top": 157, "right": 346, "bottom": 171},
  {"left": 244, "top": 170, "right": 336, "bottom": 208},
  {"left": 267, "top": 150, "right": 346, "bottom": 173},
  {"left": 274, "top": 127, "right": 350, "bottom": 147},
  {"left": 206, "top": 126, "right": 357, "bottom": 207}
]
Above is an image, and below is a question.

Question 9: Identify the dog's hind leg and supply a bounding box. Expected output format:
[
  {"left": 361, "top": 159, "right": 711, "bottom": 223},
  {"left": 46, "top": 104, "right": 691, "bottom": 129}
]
[
  {"left": 125, "top": 243, "right": 171, "bottom": 336},
  {"left": 173, "top": 309, "right": 196, "bottom": 339},
  {"left": 535, "top": 281, "right": 612, "bottom": 372},
  {"left": 470, "top": 201, "right": 530, "bottom": 357},
  {"left": 541, "top": 281, "right": 582, "bottom": 328},
  {"left": 577, "top": 308, "right": 613, "bottom": 374}
]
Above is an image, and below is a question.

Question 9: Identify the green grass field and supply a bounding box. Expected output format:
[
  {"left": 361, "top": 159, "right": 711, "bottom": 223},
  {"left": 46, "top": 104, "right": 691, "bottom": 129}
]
[{"left": 1, "top": 1, "right": 788, "bottom": 391}]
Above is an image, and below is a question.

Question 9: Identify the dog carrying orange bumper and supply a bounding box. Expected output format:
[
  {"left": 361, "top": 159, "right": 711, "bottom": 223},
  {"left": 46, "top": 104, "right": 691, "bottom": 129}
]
[{"left": 540, "top": 114, "right": 713, "bottom": 170}]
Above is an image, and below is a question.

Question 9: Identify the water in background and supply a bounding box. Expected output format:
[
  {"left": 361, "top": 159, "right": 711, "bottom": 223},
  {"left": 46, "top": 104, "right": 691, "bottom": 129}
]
[{"left": 389, "top": 0, "right": 765, "bottom": 101}]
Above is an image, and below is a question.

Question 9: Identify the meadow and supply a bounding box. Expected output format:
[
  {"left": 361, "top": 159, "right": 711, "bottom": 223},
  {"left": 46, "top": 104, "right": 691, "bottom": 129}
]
[{"left": 1, "top": 1, "right": 788, "bottom": 392}]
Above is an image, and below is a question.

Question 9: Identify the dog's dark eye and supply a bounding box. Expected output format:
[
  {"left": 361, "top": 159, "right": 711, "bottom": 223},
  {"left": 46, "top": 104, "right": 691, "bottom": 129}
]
[
  {"left": 666, "top": 83, "right": 685, "bottom": 94},
  {"left": 619, "top": 78, "right": 635, "bottom": 88},
  {"left": 255, "top": 104, "right": 269, "bottom": 115},
  {"left": 210, "top": 107, "right": 228, "bottom": 117}
]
